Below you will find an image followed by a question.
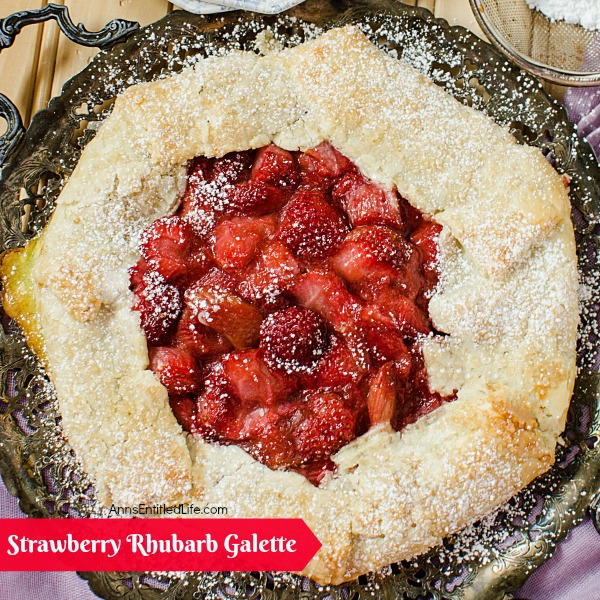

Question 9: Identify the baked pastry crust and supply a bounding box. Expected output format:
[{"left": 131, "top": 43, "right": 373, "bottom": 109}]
[{"left": 1, "top": 26, "right": 578, "bottom": 584}]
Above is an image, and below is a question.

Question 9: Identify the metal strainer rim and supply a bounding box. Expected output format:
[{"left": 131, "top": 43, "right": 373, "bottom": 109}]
[{"left": 468, "top": 0, "right": 600, "bottom": 86}]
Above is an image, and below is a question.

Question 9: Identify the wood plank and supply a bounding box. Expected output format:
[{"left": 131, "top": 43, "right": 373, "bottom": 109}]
[
  {"left": 0, "top": 0, "right": 45, "bottom": 127},
  {"left": 52, "top": 0, "right": 170, "bottom": 97},
  {"left": 435, "top": 0, "right": 486, "bottom": 40},
  {"left": 417, "top": 0, "right": 436, "bottom": 14},
  {"left": 30, "top": 0, "right": 64, "bottom": 117}
]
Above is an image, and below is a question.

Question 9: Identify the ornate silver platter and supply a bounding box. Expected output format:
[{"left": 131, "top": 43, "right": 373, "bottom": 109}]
[{"left": 0, "top": 1, "right": 599, "bottom": 599}]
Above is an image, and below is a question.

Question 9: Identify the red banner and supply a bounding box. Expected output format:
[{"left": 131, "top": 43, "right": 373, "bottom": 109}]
[{"left": 0, "top": 519, "right": 321, "bottom": 571}]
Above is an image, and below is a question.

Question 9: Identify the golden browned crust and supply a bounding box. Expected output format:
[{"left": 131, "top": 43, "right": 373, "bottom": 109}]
[{"left": 2, "top": 26, "right": 578, "bottom": 584}]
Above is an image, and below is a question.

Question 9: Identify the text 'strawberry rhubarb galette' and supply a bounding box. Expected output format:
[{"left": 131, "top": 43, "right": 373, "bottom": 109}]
[{"left": 1, "top": 26, "right": 579, "bottom": 584}]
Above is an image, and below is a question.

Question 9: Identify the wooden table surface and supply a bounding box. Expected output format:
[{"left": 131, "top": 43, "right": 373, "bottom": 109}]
[{"left": 0, "top": 0, "right": 490, "bottom": 133}]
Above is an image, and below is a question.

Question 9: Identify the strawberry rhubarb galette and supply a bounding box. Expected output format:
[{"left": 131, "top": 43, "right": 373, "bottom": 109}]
[{"left": 1, "top": 26, "right": 579, "bottom": 584}]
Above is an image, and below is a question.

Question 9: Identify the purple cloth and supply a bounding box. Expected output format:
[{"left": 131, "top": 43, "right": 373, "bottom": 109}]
[
  {"left": 518, "top": 517, "right": 600, "bottom": 600},
  {"left": 0, "top": 478, "right": 598, "bottom": 599},
  {"left": 564, "top": 86, "right": 600, "bottom": 159},
  {"left": 0, "top": 483, "right": 98, "bottom": 600}
]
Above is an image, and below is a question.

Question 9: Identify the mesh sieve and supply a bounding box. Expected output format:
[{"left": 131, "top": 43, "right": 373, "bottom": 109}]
[{"left": 470, "top": 0, "right": 600, "bottom": 85}]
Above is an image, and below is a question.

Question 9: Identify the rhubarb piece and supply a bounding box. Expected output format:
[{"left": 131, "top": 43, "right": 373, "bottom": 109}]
[
  {"left": 291, "top": 268, "right": 361, "bottom": 332},
  {"left": 223, "top": 349, "right": 297, "bottom": 407},
  {"left": 335, "top": 177, "right": 403, "bottom": 230},
  {"left": 298, "top": 142, "right": 354, "bottom": 179},
  {"left": 367, "top": 362, "right": 398, "bottom": 427},
  {"left": 237, "top": 241, "right": 300, "bottom": 308},
  {"left": 174, "top": 306, "right": 233, "bottom": 357},
  {"left": 331, "top": 225, "right": 417, "bottom": 285}
]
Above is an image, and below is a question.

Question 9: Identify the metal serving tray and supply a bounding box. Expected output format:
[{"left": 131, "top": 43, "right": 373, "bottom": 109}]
[{"left": 0, "top": 2, "right": 598, "bottom": 598}]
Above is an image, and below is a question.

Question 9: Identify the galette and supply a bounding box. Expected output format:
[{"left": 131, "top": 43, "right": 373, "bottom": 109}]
[{"left": 1, "top": 26, "right": 578, "bottom": 584}]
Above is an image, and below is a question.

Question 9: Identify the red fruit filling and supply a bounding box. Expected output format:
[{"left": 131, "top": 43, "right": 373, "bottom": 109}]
[{"left": 130, "top": 142, "right": 454, "bottom": 485}]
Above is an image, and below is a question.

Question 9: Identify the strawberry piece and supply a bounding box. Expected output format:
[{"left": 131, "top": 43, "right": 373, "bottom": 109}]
[
  {"left": 185, "top": 247, "right": 213, "bottom": 284},
  {"left": 298, "top": 142, "right": 354, "bottom": 179},
  {"left": 129, "top": 258, "right": 148, "bottom": 289},
  {"left": 237, "top": 241, "right": 300, "bottom": 308},
  {"left": 290, "top": 268, "right": 361, "bottom": 332},
  {"left": 362, "top": 296, "right": 431, "bottom": 340},
  {"left": 243, "top": 420, "right": 297, "bottom": 470},
  {"left": 361, "top": 320, "right": 411, "bottom": 368},
  {"left": 213, "top": 215, "right": 277, "bottom": 274},
  {"left": 228, "top": 181, "right": 287, "bottom": 215},
  {"left": 259, "top": 307, "right": 328, "bottom": 373},
  {"left": 180, "top": 152, "right": 253, "bottom": 231},
  {"left": 175, "top": 306, "right": 233, "bottom": 357},
  {"left": 392, "top": 296, "right": 431, "bottom": 339},
  {"left": 181, "top": 198, "right": 223, "bottom": 237},
  {"left": 169, "top": 395, "right": 197, "bottom": 432},
  {"left": 132, "top": 274, "right": 182, "bottom": 343},
  {"left": 398, "top": 195, "right": 424, "bottom": 234},
  {"left": 223, "top": 349, "right": 297, "bottom": 407},
  {"left": 301, "top": 334, "right": 366, "bottom": 389},
  {"left": 211, "top": 151, "right": 253, "bottom": 185},
  {"left": 195, "top": 367, "right": 237, "bottom": 440},
  {"left": 410, "top": 219, "right": 442, "bottom": 288},
  {"left": 180, "top": 196, "right": 222, "bottom": 237},
  {"left": 294, "top": 459, "right": 336, "bottom": 486},
  {"left": 196, "top": 267, "right": 238, "bottom": 294},
  {"left": 149, "top": 346, "right": 199, "bottom": 394},
  {"left": 331, "top": 225, "right": 417, "bottom": 286},
  {"left": 184, "top": 281, "right": 262, "bottom": 349},
  {"left": 251, "top": 144, "right": 300, "bottom": 189},
  {"left": 337, "top": 180, "right": 404, "bottom": 230},
  {"left": 139, "top": 216, "right": 198, "bottom": 283},
  {"left": 367, "top": 362, "right": 398, "bottom": 427},
  {"left": 178, "top": 157, "right": 212, "bottom": 216},
  {"left": 179, "top": 164, "right": 236, "bottom": 236},
  {"left": 294, "top": 392, "right": 356, "bottom": 463},
  {"left": 276, "top": 189, "right": 349, "bottom": 261}
]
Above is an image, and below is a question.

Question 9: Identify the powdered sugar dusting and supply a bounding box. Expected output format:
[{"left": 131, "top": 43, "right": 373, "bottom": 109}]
[
  {"left": 6, "top": 13, "right": 583, "bottom": 591},
  {"left": 527, "top": 0, "right": 600, "bottom": 30}
]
